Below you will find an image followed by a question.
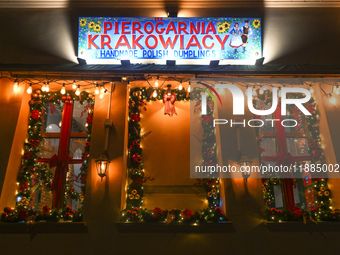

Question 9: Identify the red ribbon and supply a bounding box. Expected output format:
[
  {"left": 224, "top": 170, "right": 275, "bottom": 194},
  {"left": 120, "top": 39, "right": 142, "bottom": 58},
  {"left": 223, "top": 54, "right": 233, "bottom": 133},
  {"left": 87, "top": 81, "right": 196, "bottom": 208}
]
[
  {"left": 49, "top": 154, "right": 72, "bottom": 208},
  {"left": 262, "top": 103, "right": 311, "bottom": 212}
]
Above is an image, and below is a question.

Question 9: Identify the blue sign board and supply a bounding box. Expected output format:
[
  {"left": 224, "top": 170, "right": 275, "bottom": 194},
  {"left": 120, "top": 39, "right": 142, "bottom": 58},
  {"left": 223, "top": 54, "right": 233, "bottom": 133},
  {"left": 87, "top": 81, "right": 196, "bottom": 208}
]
[{"left": 78, "top": 17, "right": 262, "bottom": 62}]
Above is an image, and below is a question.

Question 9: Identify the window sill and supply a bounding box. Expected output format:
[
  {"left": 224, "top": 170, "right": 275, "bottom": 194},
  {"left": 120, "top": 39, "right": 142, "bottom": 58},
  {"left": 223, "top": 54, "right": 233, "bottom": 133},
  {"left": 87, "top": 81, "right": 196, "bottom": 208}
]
[
  {"left": 115, "top": 221, "right": 235, "bottom": 233},
  {"left": 0, "top": 222, "right": 87, "bottom": 234},
  {"left": 264, "top": 221, "right": 340, "bottom": 232}
]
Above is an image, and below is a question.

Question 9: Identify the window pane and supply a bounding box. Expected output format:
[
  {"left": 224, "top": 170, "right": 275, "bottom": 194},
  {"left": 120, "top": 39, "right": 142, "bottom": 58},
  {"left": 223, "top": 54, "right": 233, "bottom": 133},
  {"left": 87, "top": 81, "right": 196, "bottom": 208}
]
[
  {"left": 261, "top": 137, "right": 277, "bottom": 156},
  {"left": 259, "top": 114, "right": 275, "bottom": 132},
  {"left": 286, "top": 138, "right": 310, "bottom": 156},
  {"left": 37, "top": 138, "right": 59, "bottom": 158},
  {"left": 66, "top": 164, "right": 83, "bottom": 210},
  {"left": 284, "top": 106, "right": 305, "bottom": 132},
  {"left": 69, "top": 138, "right": 86, "bottom": 159},
  {"left": 273, "top": 184, "right": 283, "bottom": 209},
  {"left": 71, "top": 100, "right": 90, "bottom": 132},
  {"left": 43, "top": 103, "right": 63, "bottom": 133},
  {"left": 254, "top": 100, "right": 275, "bottom": 132}
]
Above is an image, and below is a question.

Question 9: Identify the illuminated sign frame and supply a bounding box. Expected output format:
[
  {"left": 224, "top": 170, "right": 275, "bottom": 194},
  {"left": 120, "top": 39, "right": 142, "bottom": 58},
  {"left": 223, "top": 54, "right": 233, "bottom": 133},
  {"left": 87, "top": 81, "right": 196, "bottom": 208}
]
[{"left": 78, "top": 17, "right": 262, "bottom": 64}]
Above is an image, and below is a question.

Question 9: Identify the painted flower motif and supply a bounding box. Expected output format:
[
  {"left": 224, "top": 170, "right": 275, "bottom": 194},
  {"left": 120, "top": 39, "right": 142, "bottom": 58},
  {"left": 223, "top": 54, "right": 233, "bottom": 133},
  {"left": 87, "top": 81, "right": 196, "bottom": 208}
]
[
  {"left": 223, "top": 22, "right": 230, "bottom": 30},
  {"left": 252, "top": 19, "right": 260, "bottom": 29},
  {"left": 80, "top": 18, "right": 87, "bottom": 27},
  {"left": 217, "top": 25, "right": 225, "bottom": 33},
  {"left": 88, "top": 21, "right": 95, "bottom": 29},
  {"left": 131, "top": 189, "right": 138, "bottom": 195},
  {"left": 93, "top": 24, "right": 102, "bottom": 32},
  {"left": 134, "top": 194, "right": 140, "bottom": 200}
]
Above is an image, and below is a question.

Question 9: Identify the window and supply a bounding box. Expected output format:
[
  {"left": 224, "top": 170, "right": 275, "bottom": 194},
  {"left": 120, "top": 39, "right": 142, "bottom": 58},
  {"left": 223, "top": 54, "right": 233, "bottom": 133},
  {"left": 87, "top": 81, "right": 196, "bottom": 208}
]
[
  {"left": 256, "top": 88, "right": 329, "bottom": 216},
  {"left": 8, "top": 92, "right": 94, "bottom": 223}
]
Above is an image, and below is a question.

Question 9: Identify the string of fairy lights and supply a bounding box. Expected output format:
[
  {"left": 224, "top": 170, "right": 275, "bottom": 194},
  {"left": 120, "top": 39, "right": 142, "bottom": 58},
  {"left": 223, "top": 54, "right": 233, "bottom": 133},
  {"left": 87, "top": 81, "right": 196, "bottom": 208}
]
[
  {"left": 6, "top": 75, "right": 340, "bottom": 105},
  {"left": 7, "top": 75, "right": 193, "bottom": 99}
]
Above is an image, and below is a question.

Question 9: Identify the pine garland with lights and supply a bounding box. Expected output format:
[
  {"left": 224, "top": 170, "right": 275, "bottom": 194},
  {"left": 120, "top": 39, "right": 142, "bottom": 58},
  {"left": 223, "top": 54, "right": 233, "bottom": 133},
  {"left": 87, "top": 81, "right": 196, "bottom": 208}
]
[
  {"left": 122, "top": 86, "right": 226, "bottom": 223},
  {"left": 253, "top": 88, "right": 338, "bottom": 222},
  {"left": 1, "top": 89, "right": 94, "bottom": 223}
]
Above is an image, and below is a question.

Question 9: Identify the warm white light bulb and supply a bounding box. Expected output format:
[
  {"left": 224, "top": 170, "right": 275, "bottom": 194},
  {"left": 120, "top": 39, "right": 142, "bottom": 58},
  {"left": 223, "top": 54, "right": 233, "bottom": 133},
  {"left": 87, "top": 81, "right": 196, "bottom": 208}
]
[
  {"left": 41, "top": 83, "right": 46, "bottom": 92},
  {"left": 45, "top": 82, "right": 50, "bottom": 92},
  {"left": 27, "top": 84, "right": 32, "bottom": 94},
  {"left": 72, "top": 80, "right": 77, "bottom": 90},
  {"left": 252, "top": 87, "right": 257, "bottom": 96},
  {"left": 61, "top": 84, "right": 66, "bottom": 95},
  {"left": 310, "top": 86, "right": 314, "bottom": 94},
  {"left": 59, "top": 121, "right": 62, "bottom": 127},
  {"left": 188, "top": 85, "right": 191, "bottom": 92},
  {"left": 330, "top": 95, "right": 336, "bottom": 104},
  {"left": 178, "top": 82, "right": 183, "bottom": 90},
  {"left": 95, "top": 85, "right": 99, "bottom": 95},
  {"left": 75, "top": 85, "right": 81, "bottom": 96},
  {"left": 259, "top": 87, "right": 264, "bottom": 95},
  {"left": 13, "top": 82, "right": 18, "bottom": 92},
  {"left": 152, "top": 90, "right": 157, "bottom": 98},
  {"left": 155, "top": 78, "right": 159, "bottom": 87},
  {"left": 99, "top": 93, "right": 104, "bottom": 99},
  {"left": 335, "top": 85, "right": 340, "bottom": 95}
]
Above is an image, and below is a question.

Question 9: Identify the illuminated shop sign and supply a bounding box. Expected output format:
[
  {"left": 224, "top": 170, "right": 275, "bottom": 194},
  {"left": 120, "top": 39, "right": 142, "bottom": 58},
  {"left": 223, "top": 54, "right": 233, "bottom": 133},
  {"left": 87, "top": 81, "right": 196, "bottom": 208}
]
[{"left": 78, "top": 17, "right": 262, "bottom": 63}]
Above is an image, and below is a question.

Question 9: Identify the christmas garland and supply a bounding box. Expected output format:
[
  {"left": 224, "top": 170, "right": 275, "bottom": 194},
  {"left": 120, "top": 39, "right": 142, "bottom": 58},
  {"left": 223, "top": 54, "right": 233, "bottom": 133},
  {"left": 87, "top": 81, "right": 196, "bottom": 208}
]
[
  {"left": 1, "top": 89, "right": 94, "bottom": 223},
  {"left": 254, "top": 88, "right": 340, "bottom": 222},
  {"left": 121, "top": 87, "right": 226, "bottom": 223}
]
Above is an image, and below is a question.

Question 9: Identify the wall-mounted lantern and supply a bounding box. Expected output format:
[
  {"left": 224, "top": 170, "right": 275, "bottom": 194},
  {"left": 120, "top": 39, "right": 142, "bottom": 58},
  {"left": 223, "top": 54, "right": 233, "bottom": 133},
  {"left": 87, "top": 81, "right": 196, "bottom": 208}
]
[
  {"left": 95, "top": 82, "right": 114, "bottom": 181},
  {"left": 238, "top": 152, "right": 253, "bottom": 182},
  {"left": 96, "top": 151, "right": 110, "bottom": 181},
  {"left": 235, "top": 120, "right": 252, "bottom": 182}
]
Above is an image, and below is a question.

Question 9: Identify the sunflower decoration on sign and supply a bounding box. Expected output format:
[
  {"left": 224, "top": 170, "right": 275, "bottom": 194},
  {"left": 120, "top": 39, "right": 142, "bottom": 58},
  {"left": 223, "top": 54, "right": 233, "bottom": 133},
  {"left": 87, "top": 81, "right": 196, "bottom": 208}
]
[
  {"left": 252, "top": 19, "right": 261, "bottom": 29},
  {"left": 79, "top": 18, "right": 87, "bottom": 27},
  {"left": 88, "top": 21, "right": 95, "bottom": 29},
  {"left": 93, "top": 23, "right": 102, "bottom": 33},
  {"left": 216, "top": 22, "right": 226, "bottom": 34},
  {"left": 223, "top": 21, "right": 231, "bottom": 31}
]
